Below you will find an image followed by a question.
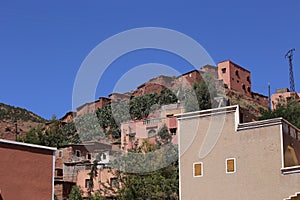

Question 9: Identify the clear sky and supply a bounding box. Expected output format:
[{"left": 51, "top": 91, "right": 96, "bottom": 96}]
[{"left": 0, "top": 0, "right": 299, "bottom": 119}]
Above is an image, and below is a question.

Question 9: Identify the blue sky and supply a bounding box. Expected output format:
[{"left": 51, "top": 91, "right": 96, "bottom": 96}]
[{"left": 0, "top": 0, "right": 299, "bottom": 119}]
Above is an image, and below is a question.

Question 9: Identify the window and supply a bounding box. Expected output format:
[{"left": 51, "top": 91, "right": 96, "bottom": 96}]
[
  {"left": 76, "top": 150, "right": 81, "bottom": 157},
  {"left": 247, "top": 87, "right": 251, "bottom": 93},
  {"left": 58, "top": 151, "right": 62, "bottom": 158},
  {"left": 111, "top": 178, "right": 119, "bottom": 188},
  {"left": 235, "top": 70, "right": 239, "bottom": 77},
  {"left": 170, "top": 128, "right": 177, "bottom": 135},
  {"left": 148, "top": 129, "right": 156, "bottom": 138},
  {"left": 193, "top": 162, "right": 203, "bottom": 177},
  {"left": 221, "top": 68, "right": 226, "bottom": 73},
  {"left": 242, "top": 84, "right": 246, "bottom": 90},
  {"left": 226, "top": 158, "right": 236, "bottom": 173},
  {"left": 247, "top": 76, "right": 251, "bottom": 83},
  {"left": 102, "top": 153, "right": 107, "bottom": 160},
  {"left": 85, "top": 179, "right": 90, "bottom": 188},
  {"left": 87, "top": 153, "right": 91, "bottom": 160}
]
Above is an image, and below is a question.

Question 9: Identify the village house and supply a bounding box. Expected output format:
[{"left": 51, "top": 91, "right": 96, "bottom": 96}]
[
  {"left": 121, "top": 103, "right": 183, "bottom": 151},
  {"left": 271, "top": 88, "right": 300, "bottom": 110},
  {"left": 54, "top": 141, "right": 116, "bottom": 200},
  {"left": 177, "top": 105, "right": 300, "bottom": 199},
  {"left": 0, "top": 139, "right": 56, "bottom": 200}
]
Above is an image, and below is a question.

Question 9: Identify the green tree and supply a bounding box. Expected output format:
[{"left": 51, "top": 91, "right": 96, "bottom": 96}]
[
  {"left": 21, "top": 120, "right": 80, "bottom": 148},
  {"left": 105, "top": 140, "right": 179, "bottom": 199},
  {"left": 260, "top": 99, "right": 300, "bottom": 128},
  {"left": 184, "top": 81, "right": 213, "bottom": 112},
  {"left": 96, "top": 104, "right": 121, "bottom": 139},
  {"left": 87, "top": 160, "right": 99, "bottom": 200},
  {"left": 129, "top": 93, "right": 160, "bottom": 120},
  {"left": 159, "top": 88, "right": 178, "bottom": 105},
  {"left": 156, "top": 124, "right": 172, "bottom": 147},
  {"left": 75, "top": 113, "right": 105, "bottom": 141},
  {"left": 69, "top": 186, "right": 83, "bottom": 200}
]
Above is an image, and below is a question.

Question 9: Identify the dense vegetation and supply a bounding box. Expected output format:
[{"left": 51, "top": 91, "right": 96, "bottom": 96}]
[
  {"left": 260, "top": 99, "right": 300, "bottom": 129},
  {"left": 20, "top": 120, "right": 80, "bottom": 148},
  {"left": 0, "top": 102, "right": 45, "bottom": 122}
]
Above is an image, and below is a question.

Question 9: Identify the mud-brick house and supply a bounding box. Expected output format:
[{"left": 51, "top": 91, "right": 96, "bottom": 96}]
[
  {"left": 177, "top": 105, "right": 300, "bottom": 199},
  {"left": 0, "top": 139, "right": 56, "bottom": 200},
  {"left": 54, "top": 141, "right": 115, "bottom": 199}
]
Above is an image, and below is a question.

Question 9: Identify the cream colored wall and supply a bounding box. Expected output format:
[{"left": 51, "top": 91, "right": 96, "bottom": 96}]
[{"left": 179, "top": 109, "right": 300, "bottom": 199}]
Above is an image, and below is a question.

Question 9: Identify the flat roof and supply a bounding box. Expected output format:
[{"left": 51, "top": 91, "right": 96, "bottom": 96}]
[{"left": 0, "top": 139, "right": 57, "bottom": 151}]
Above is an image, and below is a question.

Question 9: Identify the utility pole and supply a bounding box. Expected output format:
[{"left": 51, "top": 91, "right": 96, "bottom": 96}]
[
  {"left": 14, "top": 119, "right": 18, "bottom": 141},
  {"left": 268, "top": 83, "right": 271, "bottom": 110},
  {"left": 285, "top": 48, "right": 296, "bottom": 92}
]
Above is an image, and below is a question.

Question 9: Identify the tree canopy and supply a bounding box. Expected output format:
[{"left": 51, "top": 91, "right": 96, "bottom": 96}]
[{"left": 260, "top": 99, "right": 300, "bottom": 128}]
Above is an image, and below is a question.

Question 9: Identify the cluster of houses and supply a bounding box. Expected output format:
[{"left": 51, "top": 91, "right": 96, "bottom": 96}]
[{"left": 1, "top": 60, "right": 300, "bottom": 199}]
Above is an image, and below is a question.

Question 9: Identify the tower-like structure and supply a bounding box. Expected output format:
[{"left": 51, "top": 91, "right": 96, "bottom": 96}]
[{"left": 285, "top": 48, "right": 296, "bottom": 92}]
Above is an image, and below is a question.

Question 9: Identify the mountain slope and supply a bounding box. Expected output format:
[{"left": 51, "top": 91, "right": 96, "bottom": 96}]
[{"left": 0, "top": 103, "right": 45, "bottom": 140}]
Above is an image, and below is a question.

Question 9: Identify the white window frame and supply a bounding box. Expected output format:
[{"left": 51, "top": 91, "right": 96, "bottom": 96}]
[
  {"left": 226, "top": 158, "right": 236, "bottom": 174},
  {"left": 193, "top": 162, "right": 203, "bottom": 178}
]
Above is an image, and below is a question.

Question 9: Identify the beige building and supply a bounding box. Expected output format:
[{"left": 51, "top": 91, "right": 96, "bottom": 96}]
[{"left": 177, "top": 105, "right": 300, "bottom": 200}]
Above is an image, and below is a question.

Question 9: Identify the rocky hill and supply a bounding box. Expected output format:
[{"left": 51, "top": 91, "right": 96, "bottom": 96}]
[{"left": 0, "top": 103, "right": 46, "bottom": 140}]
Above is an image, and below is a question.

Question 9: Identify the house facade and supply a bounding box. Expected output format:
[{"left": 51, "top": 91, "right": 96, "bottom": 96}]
[
  {"left": 121, "top": 103, "right": 183, "bottom": 151},
  {"left": 0, "top": 139, "right": 56, "bottom": 200},
  {"left": 271, "top": 88, "right": 300, "bottom": 110},
  {"left": 54, "top": 142, "right": 114, "bottom": 199},
  {"left": 177, "top": 105, "right": 300, "bottom": 199}
]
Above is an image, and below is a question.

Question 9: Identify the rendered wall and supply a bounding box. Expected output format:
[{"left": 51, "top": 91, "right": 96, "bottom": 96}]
[{"left": 0, "top": 142, "right": 54, "bottom": 200}]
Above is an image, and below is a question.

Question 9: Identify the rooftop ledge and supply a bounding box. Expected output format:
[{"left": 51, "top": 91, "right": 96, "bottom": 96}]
[{"left": 281, "top": 166, "right": 300, "bottom": 175}]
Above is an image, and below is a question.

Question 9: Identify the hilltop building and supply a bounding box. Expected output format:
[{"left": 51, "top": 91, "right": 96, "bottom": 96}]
[
  {"left": 0, "top": 139, "right": 56, "bottom": 200},
  {"left": 271, "top": 88, "right": 300, "bottom": 110},
  {"left": 177, "top": 105, "right": 300, "bottom": 199}
]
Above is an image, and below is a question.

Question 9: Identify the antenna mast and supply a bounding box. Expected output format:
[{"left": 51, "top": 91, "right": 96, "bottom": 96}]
[{"left": 285, "top": 48, "right": 296, "bottom": 92}]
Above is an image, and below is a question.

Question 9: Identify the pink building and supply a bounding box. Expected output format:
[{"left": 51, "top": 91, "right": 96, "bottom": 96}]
[
  {"left": 0, "top": 139, "right": 56, "bottom": 200},
  {"left": 218, "top": 60, "right": 252, "bottom": 97},
  {"left": 54, "top": 142, "right": 112, "bottom": 200},
  {"left": 271, "top": 88, "right": 300, "bottom": 110},
  {"left": 121, "top": 104, "right": 182, "bottom": 151},
  {"left": 76, "top": 168, "right": 117, "bottom": 198}
]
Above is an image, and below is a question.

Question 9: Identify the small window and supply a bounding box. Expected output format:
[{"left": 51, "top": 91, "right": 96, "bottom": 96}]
[
  {"left": 193, "top": 162, "right": 203, "bottom": 177},
  {"left": 76, "top": 150, "right": 81, "bottom": 157},
  {"left": 226, "top": 158, "right": 236, "bottom": 173},
  {"left": 247, "top": 87, "right": 251, "bottom": 93},
  {"left": 111, "top": 178, "right": 119, "bottom": 188},
  {"left": 58, "top": 151, "right": 62, "bottom": 158},
  {"left": 102, "top": 153, "right": 107, "bottom": 160},
  {"left": 170, "top": 128, "right": 177, "bottom": 135},
  {"left": 85, "top": 179, "right": 90, "bottom": 188},
  {"left": 87, "top": 153, "right": 91, "bottom": 160},
  {"left": 221, "top": 68, "right": 226, "bottom": 73},
  {"left": 148, "top": 129, "right": 156, "bottom": 138},
  {"left": 242, "top": 84, "right": 246, "bottom": 90},
  {"left": 235, "top": 70, "right": 239, "bottom": 77},
  {"left": 247, "top": 76, "right": 251, "bottom": 83}
]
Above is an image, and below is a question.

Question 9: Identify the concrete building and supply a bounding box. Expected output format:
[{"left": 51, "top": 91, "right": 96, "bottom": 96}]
[
  {"left": 177, "top": 105, "right": 300, "bottom": 199},
  {"left": 0, "top": 139, "right": 56, "bottom": 200},
  {"left": 271, "top": 88, "right": 300, "bottom": 110}
]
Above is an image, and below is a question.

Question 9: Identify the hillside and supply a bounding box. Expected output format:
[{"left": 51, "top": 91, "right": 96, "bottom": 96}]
[{"left": 0, "top": 103, "right": 46, "bottom": 140}]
